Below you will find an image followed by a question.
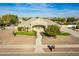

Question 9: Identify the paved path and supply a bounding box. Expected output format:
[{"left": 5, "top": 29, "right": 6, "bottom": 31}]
[
  {"left": 61, "top": 26, "right": 79, "bottom": 38},
  {"left": 35, "top": 31, "right": 44, "bottom": 53}
]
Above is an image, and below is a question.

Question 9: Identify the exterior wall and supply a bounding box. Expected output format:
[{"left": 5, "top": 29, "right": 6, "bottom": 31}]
[{"left": 5, "top": 26, "right": 17, "bottom": 29}]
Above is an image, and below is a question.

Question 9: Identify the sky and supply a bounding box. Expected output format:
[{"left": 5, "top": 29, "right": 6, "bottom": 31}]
[{"left": 0, "top": 3, "right": 79, "bottom": 17}]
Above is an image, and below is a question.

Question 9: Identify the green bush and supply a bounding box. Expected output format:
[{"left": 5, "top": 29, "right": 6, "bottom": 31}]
[
  {"left": 17, "top": 26, "right": 27, "bottom": 31},
  {"left": 76, "top": 24, "right": 79, "bottom": 29},
  {"left": 45, "top": 25, "right": 60, "bottom": 37},
  {"left": 72, "top": 26, "right": 76, "bottom": 30},
  {"left": 17, "top": 27, "right": 24, "bottom": 31},
  {"left": 43, "top": 25, "right": 70, "bottom": 37}
]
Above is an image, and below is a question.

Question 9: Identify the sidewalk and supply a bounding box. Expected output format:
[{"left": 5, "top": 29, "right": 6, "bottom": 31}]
[{"left": 35, "top": 31, "right": 44, "bottom": 53}]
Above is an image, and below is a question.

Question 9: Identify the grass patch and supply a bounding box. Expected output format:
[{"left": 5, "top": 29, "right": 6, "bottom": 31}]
[
  {"left": 57, "top": 32, "right": 70, "bottom": 36},
  {"left": 42, "top": 32, "right": 70, "bottom": 36},
  {"left": 15, "top": 32, "right": 35, "bottom": 36}
]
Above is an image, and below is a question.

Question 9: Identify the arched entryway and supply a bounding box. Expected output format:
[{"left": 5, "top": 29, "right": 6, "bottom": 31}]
[{"left": 32, "top": 25, "right": 45, "bottom": 32}]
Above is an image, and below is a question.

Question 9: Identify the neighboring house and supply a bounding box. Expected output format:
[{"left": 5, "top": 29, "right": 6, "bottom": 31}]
[
  {"left": 62, "top": 25, "right": 77, "bottom": 28},
  {"left": 62, "top": 22, "right": 77, "bottom": 28}
]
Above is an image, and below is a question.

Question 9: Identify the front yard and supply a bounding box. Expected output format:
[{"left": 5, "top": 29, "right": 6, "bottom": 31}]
[
  {"left": 15, "top": 32, "right": 35, "bottom": 36},
  {"left": 0, "top": 29, "right": 36, "bottom": 45},
  {"left": 42, "top": 35, "right": 79, "bottom": 45},
  {"left": 57, "top": 32, "right": 70, "bottom": 36},
  {"left": 42, "top": 32, "right": 70, "bottom": 36}
]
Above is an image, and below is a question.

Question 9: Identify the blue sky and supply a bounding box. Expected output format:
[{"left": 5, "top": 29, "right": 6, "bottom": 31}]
[{"left": 0, "top": 3, "right": 79, "bottom": 17}]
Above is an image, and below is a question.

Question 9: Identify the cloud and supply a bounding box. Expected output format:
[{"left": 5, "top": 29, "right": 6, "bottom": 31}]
[{"left": 0, "top": 3, "right": 79, "bottom": 17}]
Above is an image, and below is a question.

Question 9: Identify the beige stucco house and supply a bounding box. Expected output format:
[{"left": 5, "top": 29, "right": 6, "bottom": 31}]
[{"left": 18, "top": 18, "right": 60, "bottom": 32}]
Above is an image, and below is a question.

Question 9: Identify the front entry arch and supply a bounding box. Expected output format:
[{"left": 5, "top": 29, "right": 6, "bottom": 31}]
[{"left": 32, "top": 25, "right": 45, "bottom": 32}]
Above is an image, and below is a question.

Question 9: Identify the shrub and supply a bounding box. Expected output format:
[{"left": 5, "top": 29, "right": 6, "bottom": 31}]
[
  {"left": 45, "top": 25, "right": 60, "bottom": 38},
  {"left": 17, "top": 27, "right": 24, "bottom": 31},
  {"left": 76, "top": 24, "right": 79, "bottom": 29},
  {"left": 72, "top": 26, "right": 76, "bottom": 30}
]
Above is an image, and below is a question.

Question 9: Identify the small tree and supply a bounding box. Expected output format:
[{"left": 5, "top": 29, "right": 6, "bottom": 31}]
[
  {"left": 66, "top": 17, "right": 76, "bottom": 24},
  {"left": 17, "top": 27, "right": 27, "bottom": 31},
  {"left": 76, "top": 24, "right": 79, "bottom": 29},
  {"left": 0, "top": 20, "right": 6, "bottom": 28},
  {"left": 45, "top": 25, "right": 60, "bottom": 38},
  {"left": 2, "top": 14, "right": 19, "bottom": 26},
  {"left": 17, "top": 27, "right": 24, "bottom": 31},
  {"left": 72, "top": 26, "right": 76, "bottom": 30}
]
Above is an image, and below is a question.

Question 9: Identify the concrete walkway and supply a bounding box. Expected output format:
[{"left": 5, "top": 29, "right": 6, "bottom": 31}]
[{"left": 35, "top": 31, "right": 44, "bottom": 53}]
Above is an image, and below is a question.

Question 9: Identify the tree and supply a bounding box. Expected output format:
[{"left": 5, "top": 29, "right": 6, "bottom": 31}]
[
  {"left": 57, "top": 18, "right": 66, "bottom": 24},
  {"left": 0, "top": 20, "right": 6, "bottom": 28},
  {"left": 66, "top": 17, "right": 76, "bottom": 24},
  {"left": 9, "top": 15, "right": 19, "bottom": 25},
  {"left": 45, "top": 25, "right": 60, "bottom": 38},
  {"left": 2, "top": 14, "right": 19, "bottom": 26},
  {"left": 50, "top": 17, "right": 66, "bottom": 25},
  {"left": 50, "top": 17, "right": 58, "bottom": 21},
  {"left": 76, "top": 24, "right": 79, "bottom": 29}
]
